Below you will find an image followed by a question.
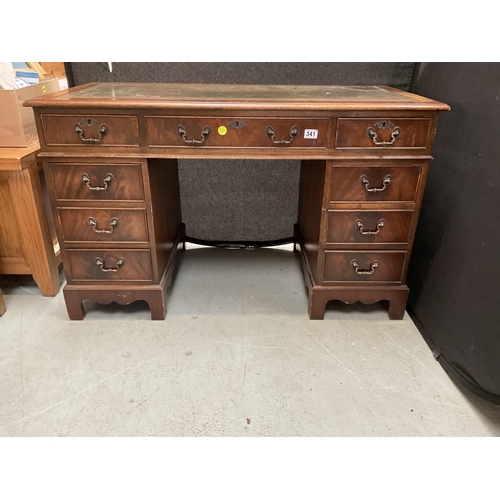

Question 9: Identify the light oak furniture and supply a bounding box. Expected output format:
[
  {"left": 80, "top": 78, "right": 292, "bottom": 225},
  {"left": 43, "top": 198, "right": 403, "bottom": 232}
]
[
  {"left": 0, "top": 144, "right": 61, "bottom": 297},
  {"left": 0, "top": 288, "right": 5, "bottom": 316},
  {"left": 25, "top": 83, "right": 449, "bottom": 320}
]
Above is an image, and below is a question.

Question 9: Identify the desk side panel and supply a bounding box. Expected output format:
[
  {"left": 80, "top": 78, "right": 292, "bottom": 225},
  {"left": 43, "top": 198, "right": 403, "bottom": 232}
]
[
  {"left": 146, "top": 158, "right": 182, "bottom": 279},
  {"left": 297, "top": 160, "right": 326, "bottom": 282}
]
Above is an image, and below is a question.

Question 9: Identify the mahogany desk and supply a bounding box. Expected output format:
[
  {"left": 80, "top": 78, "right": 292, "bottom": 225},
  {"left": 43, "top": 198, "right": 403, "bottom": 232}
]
[{"left": 25, "top": 83, "right": 449, "bottom": 320}]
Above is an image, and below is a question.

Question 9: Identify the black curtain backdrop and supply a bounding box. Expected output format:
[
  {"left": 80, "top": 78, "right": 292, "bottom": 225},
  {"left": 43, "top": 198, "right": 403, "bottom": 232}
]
[{"left": 408, "top": 62, "right": 500, "bottom": 403}]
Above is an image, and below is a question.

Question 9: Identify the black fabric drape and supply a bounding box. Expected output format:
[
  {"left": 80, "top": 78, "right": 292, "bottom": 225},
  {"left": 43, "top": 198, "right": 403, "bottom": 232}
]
[{"left": 408, "top": 62, "right": 500, "bottom": 403}]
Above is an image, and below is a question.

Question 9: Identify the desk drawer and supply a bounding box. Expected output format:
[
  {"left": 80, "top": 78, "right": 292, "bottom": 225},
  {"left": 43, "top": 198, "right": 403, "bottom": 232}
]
[
  {"left": 329, "top": 165, "right": 421, "bottom": 202},
  {"left": 146, "top": 116, "right": 328, "bottom": 148},
  {"left": 326, "top": 210, "right": 413, "bottom": 244},
  {"left": 50, "top": 163, "right": 145, "bottom": 202},
  {"left": 41, "top": 114, "right": 140, "bottom": 147},
  {"left": 58, "top": 208, "right": 149, "bottom": 243},
  {"left": 335, "top": 118, "right": 431, "bottom": 149},
  {"left": 67, "top": 249, "right": 153, "bottom": 282},
  {"left": 323, "top": 251, "right": 406, "bottom": 283}
]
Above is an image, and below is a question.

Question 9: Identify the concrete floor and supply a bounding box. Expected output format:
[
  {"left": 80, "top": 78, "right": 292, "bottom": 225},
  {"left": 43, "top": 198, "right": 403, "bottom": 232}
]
[{"left": 1, "top": 244, "right": 499, "bottom": 437}]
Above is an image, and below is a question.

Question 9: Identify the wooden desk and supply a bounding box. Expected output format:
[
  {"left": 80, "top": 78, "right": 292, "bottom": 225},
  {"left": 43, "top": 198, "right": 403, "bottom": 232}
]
[
  {"left": 25, "top": 83, "right": 449, "bottom": 320},
  {"left": 0, "top": 144, "right": 61, "bottom": 297}
]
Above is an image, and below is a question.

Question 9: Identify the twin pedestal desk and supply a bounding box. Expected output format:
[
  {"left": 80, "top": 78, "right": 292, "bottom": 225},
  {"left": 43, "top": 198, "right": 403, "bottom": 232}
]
[{"left": 25, "top": 83, "right": 449, "bottom": 320}]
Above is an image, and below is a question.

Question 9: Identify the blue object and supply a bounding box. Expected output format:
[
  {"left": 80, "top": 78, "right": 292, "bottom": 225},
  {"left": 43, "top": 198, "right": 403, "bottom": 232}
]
[
  {"left": 15, "top": 70, "right": 39, "bottom": 85},
  {"left": 15, "top": 78, "right": 29, "bottom": 88},
  {"left": 11, "top": 62, "right": 30, "bottom": 69}
]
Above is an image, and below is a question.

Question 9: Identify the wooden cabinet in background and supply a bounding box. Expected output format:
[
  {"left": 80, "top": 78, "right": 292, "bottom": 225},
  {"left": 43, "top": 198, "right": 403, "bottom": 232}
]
[
  {"left": 0, "top": 288, "right": 5, "bottom": 316},
  {"left": 0, "top": 145, "right": 61, "bottom": 297}
]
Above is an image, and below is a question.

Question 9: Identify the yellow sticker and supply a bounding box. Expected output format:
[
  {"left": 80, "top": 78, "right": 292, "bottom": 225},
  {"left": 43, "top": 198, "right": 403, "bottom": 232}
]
[
  {"left": 42, "top": 85, "right": 47, "bottom": 93},
  {"left": 218, "top": 125, "right": 227, "bottom": 136}
]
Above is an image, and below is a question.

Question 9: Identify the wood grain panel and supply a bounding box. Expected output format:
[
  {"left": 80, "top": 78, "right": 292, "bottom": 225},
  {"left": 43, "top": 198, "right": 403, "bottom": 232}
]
[
  {"left": 147, "top": 158, "right": 182, "bottom": 278},
  {"left": 336, "top": 118, "right": 431, "bottom": 149},
  {"left": 66, "top": 249, "right": 152, "bottom": 282},
  {"left": 41, "top": 114, "right": 140, "bottom": 146},
  {"left": 0, "top": 288, "right": 5, "bottom": 316},
  {"left": 50, "top": 163, "right": 144, "bottom": 201},
  {"left": 326, "top": 210, "right": 413, "bottom": 244},
  {"left": 297, "top": 160, "right": 327, "bottom": 282},
  {"left": 323, "top": 251, "right": 406, "bottom": 282},
  {"left": 9, "top": 166, "right": 61, "bottom": 296},
  {"left": 146, "top": 117, "right": 328, "bottom": 148},
  {"left": 58, "top": 208, "right": 148, "bottom": 243},
  {"left": 0, "top": 176, "right": 24, "bottom": 258},
  {"left": 0, "top": 157, "right": 61, "bottom": 296},
  {"left": 329, "top": 165, "right": 421, "bottom": 202}
]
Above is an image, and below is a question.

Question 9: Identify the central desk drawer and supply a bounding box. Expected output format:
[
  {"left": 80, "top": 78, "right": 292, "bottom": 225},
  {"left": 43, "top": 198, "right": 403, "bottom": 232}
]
[
  {"left": 67, "top": 249, "right": 153, "bottom": 282},
  {"left": 58, "top": 208, "right": 149, "bottom": 243},
  {"left": 146, "top": 116, "right": 328, "bottom": 148},
  {"left": 329, "top": 165, "right": 422, "bottom": 203},
  {"left": 50, "top": 163, "right": 145, "bottom": 202},
  {"left": 41, "top": 114, "right": 140, "bottom": 147}
]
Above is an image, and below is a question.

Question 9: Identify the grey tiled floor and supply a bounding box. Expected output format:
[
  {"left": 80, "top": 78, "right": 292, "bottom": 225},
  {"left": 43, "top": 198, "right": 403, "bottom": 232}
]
[{"left": 1, "top": 244, "right": 499, "bottom": 436}]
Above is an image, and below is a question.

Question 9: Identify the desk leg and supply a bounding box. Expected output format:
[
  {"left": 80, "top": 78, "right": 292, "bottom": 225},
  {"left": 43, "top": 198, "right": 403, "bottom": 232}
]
[
  {"left": 0, "top": 289, "right": 6, "bottom": 316},
  {"left": 10, "top": 166, "right": 60, "bottom": 297},
  {"left": 63, "top": 288, "right": 86, "bottom": 320},
  {"left": 63, "top": 287, "right": 167, "bottom": 320}
]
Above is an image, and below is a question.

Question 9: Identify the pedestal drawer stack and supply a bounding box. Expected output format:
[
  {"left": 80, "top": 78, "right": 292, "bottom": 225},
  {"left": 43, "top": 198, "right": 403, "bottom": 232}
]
[
  {"left": 40, "top": 111, "right": 184, "bottom": 320},
  {"left": 297, "top": 114, "right": 437, "bottom": 320}
]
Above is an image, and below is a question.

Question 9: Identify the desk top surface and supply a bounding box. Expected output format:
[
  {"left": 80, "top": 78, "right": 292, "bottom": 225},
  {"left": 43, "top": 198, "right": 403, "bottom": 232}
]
[{"left": 25, "top": 82, "right": 449, "bottom": 111}]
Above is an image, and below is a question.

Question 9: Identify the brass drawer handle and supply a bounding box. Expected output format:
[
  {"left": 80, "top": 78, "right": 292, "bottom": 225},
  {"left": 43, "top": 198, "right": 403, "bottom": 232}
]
[
  {"left": 81, "top": 173, "right": 113, "bottom": 191},
  {"left": 351, "top": 259, "right": 379, "bottom": 275},
  {"left": 74, "top": 123, "right": 108, "bottom": 143},
  {"left": 366, "top": 125, "right": 401, "bottom": 146},
  {"left": 355, "top": 218, "right": 385, "bottom": 235},
  {"left": 360, "top": 174, "right": 392, "bottom": 192},
  {"left": 87, "top": 217, "right": 119, "bottom": 234},
  {"left": 177, "top": 125, "right": 211, "bottom": 145},
  {"left": 265, "top": 125, "right": 299, "bottom": 145},
  {"left": 95, "top": 257, "right": 124, "bottom": 272}
]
